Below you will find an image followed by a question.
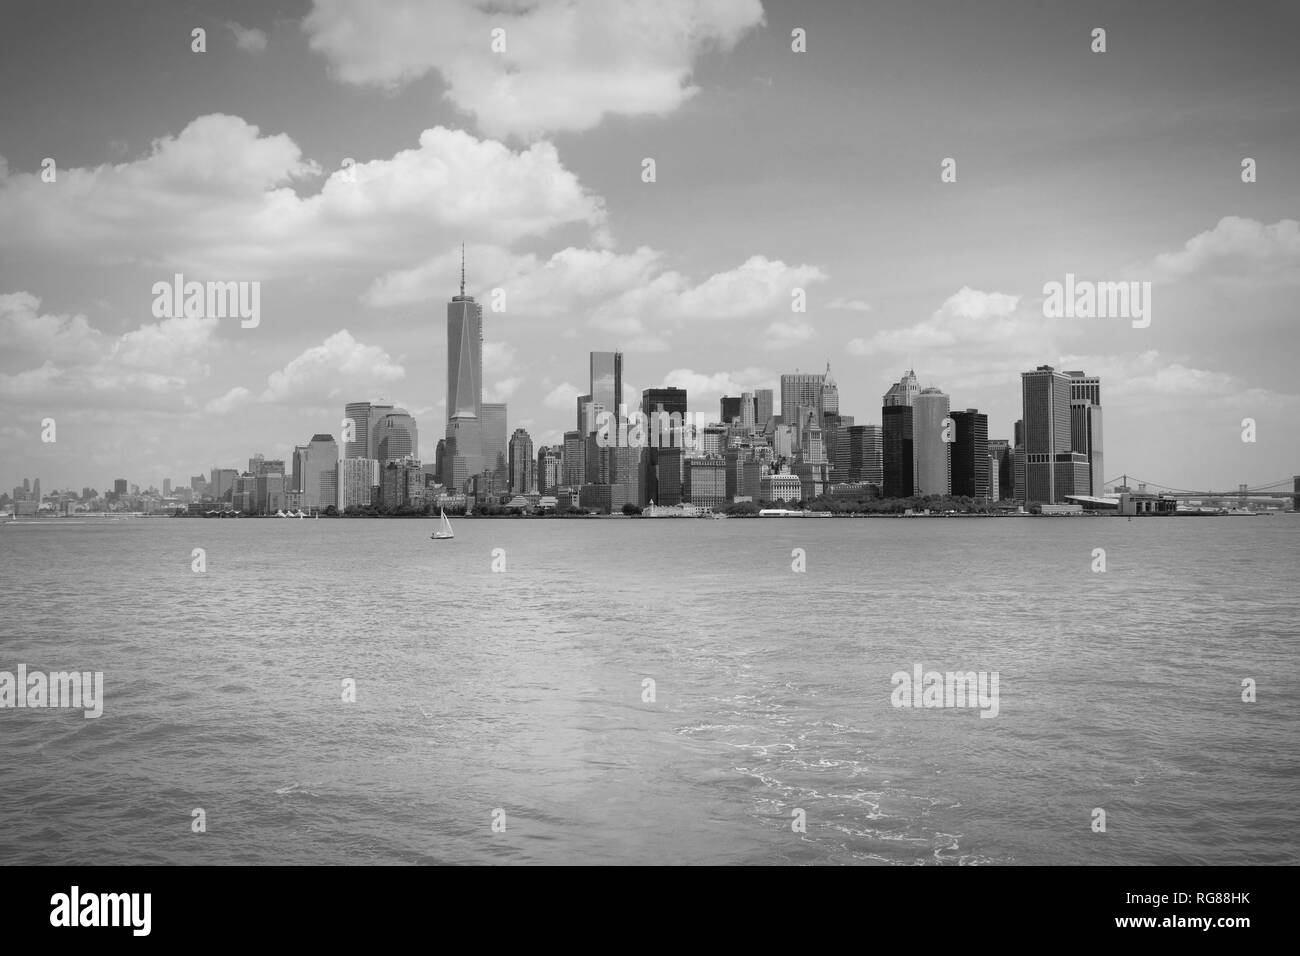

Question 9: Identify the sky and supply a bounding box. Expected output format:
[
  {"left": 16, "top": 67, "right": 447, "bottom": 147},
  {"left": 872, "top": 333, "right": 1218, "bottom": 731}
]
[{"left": 2, "top": 0, "right": 1298, "bottom": 494}]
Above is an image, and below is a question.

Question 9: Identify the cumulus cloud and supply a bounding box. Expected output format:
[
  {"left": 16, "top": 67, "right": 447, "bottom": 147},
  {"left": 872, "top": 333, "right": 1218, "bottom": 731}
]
[
  {"left": 660, "top": 366, "right": 772, "bottom": 402},
  {"left": 260, "top": 330, "right": 404, "bottom": 403},
  {"left": 0, "top": 293, "right": 219, "bottom": 402},
  {"left": 303, "top": 0, "right": 765, "bottom": 140},
  {"left": 847, "top": 286, "right": 1026, "bottom": 358},
  {"left": 0, "top": 292, "right": 105, "bottom": 362},
  {"left": 0, "top": 115, "right": 606, "bottom": 276},
  {"left": 543, "top": 382, "right": 582, "bottom": 410},
  {"left": 1151, "top": 216, "right": 1300, "bottom": 283},
  {"left": 226, "top": 21, "right": 268, "bottom": 52}
]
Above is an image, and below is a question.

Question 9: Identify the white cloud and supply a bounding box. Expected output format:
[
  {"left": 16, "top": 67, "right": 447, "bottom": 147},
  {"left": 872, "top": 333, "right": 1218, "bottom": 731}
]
[
  {"left": 0, "top": 292, "right": 105, "bottom": 362},
  {"left": 847, "top": 286, "right": 1027, "bottom": 358},
  {"left": 761, "top": 319, "right": 815, "bottom": 350},
  {"left": 485, "top": 376, "right": 523, "bottom": 402},
  {"left": 260, "top": 330, "right": 404, "bottom": 403},
  {"left": 1151, "top": 216, "right": 1300, "bottom": 283},
  {"left": 660, "top": 366, "right": 771, "bottom": 403},
  {"left": 226, "top": 21, "right": 268, "bottom": 52},
  {"left": 205, "top": 386, "right": 253, "bottom": 414},
  {"left": 543, "top": 382, "right": 582, "bottom": 411},
  {"left": 303, "top": 0, "right": 765, "bottom": 140},
  {"left": 0, "top": 115, "right": 606, "bottom": 276},
  {"left": 0, "top": 293, "right": 221, "bottom": 402}
]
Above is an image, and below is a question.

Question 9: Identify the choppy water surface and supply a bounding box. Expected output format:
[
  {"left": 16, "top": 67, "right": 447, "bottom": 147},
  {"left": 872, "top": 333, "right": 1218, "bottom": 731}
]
[{"left": 1, "top": 516, "right": 1297, "bottom": 865}]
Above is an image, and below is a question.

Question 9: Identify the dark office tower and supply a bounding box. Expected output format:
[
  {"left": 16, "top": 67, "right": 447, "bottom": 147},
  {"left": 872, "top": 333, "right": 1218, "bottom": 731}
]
[
  {"left": 642, "top": 387, "right": 688, "bottom": 505},
  {"left": 508, "top": 428, "right": 535, "bottom": 494},
  {"left": 841, "top": 424, "right": 883, "bottom": 484},
  {"left": 1067, "top": 371, "right": 1104, "bottom": 495},
  {"left": 562, "top": 430, "right": 584, "bottom": 488},
  {"left": 1014, "top": 419, "right": 1024, "bottom": 448},
  {"left": 720, "top": 395, "right": 743, "bottom": 423},
  {"left": 987, "top": 439, "right": 1013, "bottom": 500},
  {"left": 434, "top": 438, "right": 446, "bottom": 485},
  {"left": 754, "top": 389, "right": 774, "bottom": 431},
  {"left": 882, "top": 405, "right": 914, "bottom": 498},
  {"left": 642, "top": 387, "right": 687, "bottom": 420},
  {"left": 822, "top": 412, "right": 853, "bottom": 477},
  {"left": 114, "top": 478, "right": 128, "bottom": 497},
  {"left": 950, "top": 409, "right": 990, "bottom": 498},
  {"left": 652, "top": 447, "right": 684, "bottom": 505},
  {"left": 1021, "top": 365, "right": 1074, "bottom": 503},
  {"left": 724, "top": 449, "right": 761, "bottom": 501}
]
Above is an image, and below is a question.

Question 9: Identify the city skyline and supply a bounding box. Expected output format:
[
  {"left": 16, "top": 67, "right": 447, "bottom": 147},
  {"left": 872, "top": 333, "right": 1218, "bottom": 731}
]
[{"left": 3, "top": 1, "right": 1298, "bottom": 494}]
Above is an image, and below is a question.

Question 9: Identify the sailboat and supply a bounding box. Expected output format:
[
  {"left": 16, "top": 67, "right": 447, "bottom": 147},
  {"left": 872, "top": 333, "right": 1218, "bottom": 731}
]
[{"left": 431, "top": 507, "right": 454, "bottom": 540}]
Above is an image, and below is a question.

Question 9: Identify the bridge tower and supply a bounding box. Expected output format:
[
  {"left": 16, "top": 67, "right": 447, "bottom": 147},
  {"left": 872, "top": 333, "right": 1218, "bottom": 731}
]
[{"left": 1294, "top": 475, "right": 1299, "bottom": 512}]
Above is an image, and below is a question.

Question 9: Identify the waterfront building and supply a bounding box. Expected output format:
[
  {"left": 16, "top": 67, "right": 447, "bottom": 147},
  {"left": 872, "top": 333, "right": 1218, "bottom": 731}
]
[
  {"left": 508, "top": 428, "right": 536, "bottom": 494},
  {"left": 913, "top": 387, "right": 951, "bottom": 496},
  {"left": 882, "top": 405, "right": 914, "bottom": 498},
  {"left": 683, "top": 457, "right": 727, "bottom": 510},
  {"left": 949, "top": 409, "right": 990, "bottom": 498}
]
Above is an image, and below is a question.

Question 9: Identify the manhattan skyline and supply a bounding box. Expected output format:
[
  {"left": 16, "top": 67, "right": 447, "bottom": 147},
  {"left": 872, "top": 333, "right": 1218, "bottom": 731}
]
[{"left": 2, "top": 0, "right": 1298, "bottom": 493}]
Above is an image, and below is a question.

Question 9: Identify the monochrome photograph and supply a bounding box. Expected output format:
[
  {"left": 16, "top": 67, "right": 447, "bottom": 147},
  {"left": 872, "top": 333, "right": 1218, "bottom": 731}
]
[{"left": 0, "top": 0, "right": 1294, "bottom": 918}]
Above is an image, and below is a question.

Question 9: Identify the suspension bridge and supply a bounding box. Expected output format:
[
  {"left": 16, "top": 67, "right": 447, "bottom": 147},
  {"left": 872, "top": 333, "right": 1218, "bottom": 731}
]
[{"left": 1104, "top": 475, "right": 1299, "bottom": 505}]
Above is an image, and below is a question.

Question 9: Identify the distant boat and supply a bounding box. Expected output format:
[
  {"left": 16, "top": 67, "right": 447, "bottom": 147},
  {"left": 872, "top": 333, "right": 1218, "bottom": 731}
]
[
  {"left": 431, "top": 507, "right": 454, "bottom": 540},
  {"left": 275, "top": 510, "right": 287, "bottom": 518}
]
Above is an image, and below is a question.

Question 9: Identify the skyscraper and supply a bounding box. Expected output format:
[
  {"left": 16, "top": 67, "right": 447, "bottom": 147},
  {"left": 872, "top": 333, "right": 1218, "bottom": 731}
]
[
  {"left": 754, "top": 388, "right": 774, "bottom": 431},
  {"left": 950, "top": 409, "right": 990, "bottom": 498},
  {"left": 720, "top": 395, "right": 743, "bottom": 424},
  {"left": 508, "top": 428, "right": 535, "bottom": 494},
  {"left": 445, "top": 247, "right": 485, "bottom": 490},
  {"left": 589, "top": 352, "right": 623, "bottom": 418},
  {"left": 373, "top": 409, "right": 419, "bottom": 462},
  {"left": 301, "top": 434, "right": 339, "bottom": 511},
  {"left": 882, "top": 406, "right": 914, "bottom": 498},
  {"left": 1021, "top": 365, "right": 1076, "bottom": 503},
  {"left": 882, "top": 368, "right": 920, "bottom": 407},
  {"left": 987, "top": 439, "right": 1013, "bottom": 500},
  {"left": 841, "top": 424, "right": 883, "bottom": 484},
  {"left": 537, "top": 446, "right": 561, "bottom": 495},
  {"left": 1067, "top": 371, "right": 1104, "bottom": 495},
  {"left": 562, "top": 430, "right": 584, "bottom": 488},
  {"left": 820, "top": 362, "right": 839, "bottom": 419},
  {"left": 481, "top": 403, "right": 508, "bottom": 480},
  {"left": 781, "top": 372, "right": 824, "bottom": 425},
  {"left": 337, "top": 459, "right": 377, "bottom": 510},
  {"left": 344, "top": 401, "right": 374, "bottom": 459},
  {"left": 642, "top": 386, "right": 688, "bottom": 504},
  {"left": 913, "top": 387, "right": 951, "bottom": 496}
]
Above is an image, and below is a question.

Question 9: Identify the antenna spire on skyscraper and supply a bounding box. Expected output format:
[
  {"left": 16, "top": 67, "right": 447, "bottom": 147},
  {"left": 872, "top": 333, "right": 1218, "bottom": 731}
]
[{"left": 460, "top": 242, "right": 465, "bottom": 297}]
